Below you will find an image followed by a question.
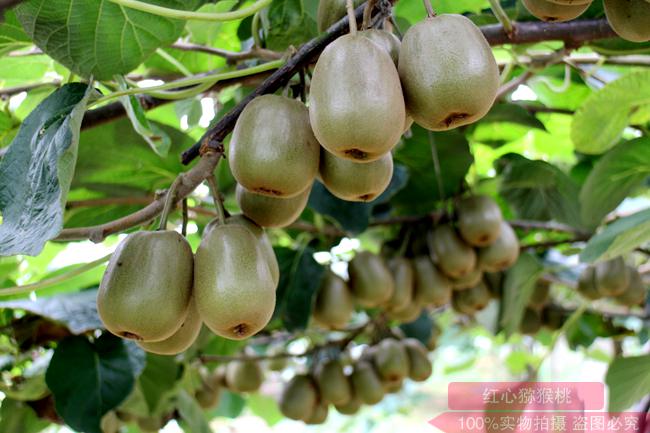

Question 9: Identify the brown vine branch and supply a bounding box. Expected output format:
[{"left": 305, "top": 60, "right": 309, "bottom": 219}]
[
  {"left": 55, "top": 150, "right": 222, "bottom": 242},
  {"left": 170, "top": 41, "right": 282, "bottom": 62},
  {"left": 180, "top": 18, "right": 616, "bottom": 164}
]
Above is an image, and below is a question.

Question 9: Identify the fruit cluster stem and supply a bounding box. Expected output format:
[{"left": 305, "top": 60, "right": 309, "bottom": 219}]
[
  {"left": 207, "top": 174, "right": 226, "bottom": 225},
  {"left": 487, "top": 0, "right": 514, "bottom": 37},
  {"left": 158, "top": 176, "right": 183, "bottom": 230},
  {"left": 346, "top": 0, "right": 358, "bottom": 35},
  {"left": 422, "top": 0, "right": 436, "bottom": 18}
]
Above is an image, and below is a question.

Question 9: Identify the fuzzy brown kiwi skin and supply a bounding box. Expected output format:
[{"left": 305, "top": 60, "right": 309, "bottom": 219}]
[
  {"left": 398, "top": 14, "right": 499, "bottom": 131},
  {"left": 309, "top": 34, "right": 406, "bottom": 162}
]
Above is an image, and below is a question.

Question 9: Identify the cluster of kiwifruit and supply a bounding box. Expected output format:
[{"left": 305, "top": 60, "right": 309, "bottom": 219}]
[
  {"left": 97, "top": 213, "right": 280, "bottom": 352},
  {"left": 522, "top": 0, "right": 650, "bottom": 42},
  {"left": 577, "top": 256, "right": 647, "bottom": 306},
  {"left": 312, "top": 195, "right": 519, "bottom": 326},
  {"left": 229, "top": 1, "right": 500, "bottom": 228},
  {"left": 278, "top": 337, "right": 433, "bottom": 424}
]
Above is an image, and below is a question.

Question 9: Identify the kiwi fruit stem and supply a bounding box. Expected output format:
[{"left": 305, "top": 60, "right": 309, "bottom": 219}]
[
  {"left": 346, "top": 0, "right": 357, "bottom": 35},
  {"left": 158, "top": 176, "right": 183, "bottom": 230},
  {"left": 207, "top": 174, "right": 226, "bottom": 225},
  {"left": 423, "top": 0, "right": 436, "bottom": 17}
]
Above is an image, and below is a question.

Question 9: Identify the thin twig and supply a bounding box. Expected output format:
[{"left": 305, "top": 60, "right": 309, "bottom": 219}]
[{"left": 171, "top": 41, "right": 282, "bottom": 62}]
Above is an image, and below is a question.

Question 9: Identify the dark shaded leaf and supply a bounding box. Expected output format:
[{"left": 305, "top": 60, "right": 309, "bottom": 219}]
[
  {"left": 307, "top": 164, "right": 408, "bottom": 233},
  {"left": 393, "top": 128, "right": 473, "bottom": 215},
  {"left": 273, "top": 246, "right": 325, "bottom": 331},
  {"left": 45, "top": 334, "right": 138, "bottom": 433},
  {"left": 497, "top": 154, "right": 583, "bottom": 228},
  {"left": 399, "top": 311, "right": 433, "bottom": 345},
  {"left": 566, "top": 313, "right": 627, "bottom": 350},
  {"left": 0, "top": 83, "right": 93, "bottom": 256},
  {"left": 264, "top": 0, "right": 318, "bottom": 51}
]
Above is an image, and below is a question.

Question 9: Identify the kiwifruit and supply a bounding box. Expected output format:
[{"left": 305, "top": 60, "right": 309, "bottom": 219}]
[
  {"left": 236, "top": 183, "right": 311, "bottom": 228},
  {"left": 348, "top": 251, "right": 395, "bottom": 308},
  {"left": 222, "top": 214, "right": 279, "bottom": 287},
  {"left": 616, "top": 266, "right": 647, "bottom": 307},
  {"left": 225, "top": 359, "right": 264, "bottom": 393},
  {"left": 313, "top": 271, "right": 355, "bottom": 329},
  {"left": 522, "top": 0, "right": 591, "bottom": 22},
  {"left": 595, "top": 257, "right": 630, "bottom": 297},
  {"left": 452, "top": 283, "right": 492, "bottom": 314},
  {"left": 137, "top": 416, "right": 164, "bottom": 432},
  {"left": 361, "top": 29, "right": 401, "bottom": 65},
  {"left": 97, "top": 231, "right": 193, "bottom": 342},
  {"left": 387, "top": 300, "right": 423, "bottom": 323},
  {"left": 195, "top": 382, "right": 221, "bottom": 409},
  {"left": 230, "top": 94, "right": 319, "bottom": 198},
  {"left": 279, "top": 375, "right": 318, "bottom": 421},
  {"left": 265, "top": 346, "right": 288, "bottom": 371},
  {"left": 529, "top": 280, "right": 551, "bottom": 308},
  {"left": 317, "top": 0, "right": 361, "bottom": 32},
  {"left": 137, "top": 298, "right": 202, "bottom": 355},
  {"left": 373, "top": 338, "right": 410, "bottom": 382},
  {"left": 427, "top": 322, "right": 441, "bottom": 351},
  {"left": 319, "top": 149, "right": 393, "bottom": 202},
  {"left": 101, "top": 411, "right": 121, "bottom": 433},
  {"left": 428, "top": 225, "right": 477, "bottom": 278},
  {"left": 309, "top": 34, "right": 406, "bottom": 162},
  {"left": 547, "top": 0, "right": 592, "bottom": 4},
  {"left": 451, "top": 290, "right": 476, "bottom": 315},
  {"left": 382, "top": 377, "right": 404, "bottom": 393},
  {"left": 456, "top": 195, "right": 503, "bottom": 247},
  {"left": 386, "top": 257, "right": 415, "bottom": 312},
  {"left": 403, "top": 338, "right": 433, "bottom": 381},
  {"left": 306, "top": 402, "right": 329, "bottom": 425},
  {"left": 335, "top": 394, "right": 361, "bottom": 415},
  {"left": 315, "top": 358, "right": 352, "bottom": 405},
  {"left": 450, "top": 267, "right": 483, "bottom": 291},
  {"left": 477, "top": 222, "right": 519, "bottom": 272},
  {"left": 351, "top": 361, "right": 385, "bottom": 405},
  {"left": 398, "top": 14, "right": 499, "bottom": 131},
  {"left": 577, "top": 266, "right": 601, "bottom": 300},
  {"left": 412, "top": 256, "right": 452, "bottom": 306},
  {"left": 519, "top": 308, "right": 542, "bottom": 335},
  {"left": 604, "top": 0, "right": 650, "bottom": 42},
  {"left": 194, "top": 224, "right": 276, "bottom": 340}
]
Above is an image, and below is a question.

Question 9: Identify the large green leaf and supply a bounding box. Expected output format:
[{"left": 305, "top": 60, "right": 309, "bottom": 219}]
[
  {"left": 176, "top": 390, "right": 211, "bottom": 433},
  {"left": 0, "top": 399, "right": 49, "bottom": 433},
  {"left": 606, "top": 355, "right": 650, "bottom": 411},
  {"left": 0, "top": 288, "right": 102, "bottom": 334},
  {"left": 580, "top": 138, "right": 650, "bottom": 228},
  {"left": 497, "top": 154, "right": 583, "bottom": 228},
  {"left": 273, "top": 246, "right": 325, "bottom": 331},
  {"left": 0, "top": 83, "right": 93, "bottom": 256},
  {"left": 470, "top": 103, "right": 547, "bottom": 148},
  {"left": 15, "top": 0, "right": 202, "bottom": 80},
  {"left": 0, "top": 11, "right": 32, "bottom": 56},
  {"left": 393, "top": 127, "right": 473, "bottom": 215},
  {"left": 572, "top": 70, "right": 650, "bottom": 154},
  {"left": 45, "top": 334, "right": 139, "bottom": 433},
  {"left": 500, "top": 253, "right": 544, "bottom": 336},
  {"left": 307, "top": 164, "right": 409, "bottom": 234},
  {"left": 137, "top": 353, "right": 182, "bottom": 416},
  {"left": 580, "top": 207, "right": 650, "bottom": 263},
  {"left": 264, "top": 0, "right": 318, "bottom": 51}
]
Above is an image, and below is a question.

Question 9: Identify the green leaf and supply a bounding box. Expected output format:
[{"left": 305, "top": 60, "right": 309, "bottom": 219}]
[
  {"left": 497, "top": 154, "right": 583, "bottom": 228},
  {"left": 307, "top": 164, "right": 409, "bottom": 234},
  {"left": 580, "top": 138, "right": 650, "bottom": 228},
  {"left": 0, "top": 399, "right": 49, "bottom": 433},
  {"left": 566, "top": 313, "right": 625, "bottom": 350},
  {"left": 15, "top": 0, "right": 202, "bottom": 80},
  {"left": 0, "top": 83, "right": 93, "bottom": 256},
  {"left": 572, "top": 70, "right": 650, "bottom": 154},
  {"left": 580, "top": 207, "right": 650, "bottom": 263},
  {"left": 212, "top": 390, "right": 246, "bottom": 418},
  {"left": 0, "top": 11, "right": 32, "bottom": 57},
  {"left": 0, "top": 288, "right": 102, "bottom": 334},
  {"left": 138, "top": 353, "right": 182, "bottom": 416},
  {"left": 46, "top": 334, "right": 138, "bottom": 433},
  {"left": 470, "top": 103, "right": 547, "bottom": 148},
  {"left": 500, "top": 253, "right": 544, "bottom": 336},
  {"left": 393, "top": 128, "right": 473, "bottom": 215},
  {"left": 176, "top": 390, "right": 211, "bottom": 433},
  {"left": 247, "top": 394, "right": 283, "bottom": 426},
  {"left": 264, "top": 0, "right": 318, "bottom": 51},
  {"left": 273, "top": 246, "right": 325, "bottom": 331},
  {"left": 606, "top": 355, "right": 650, "bottom": 411},
  {"left": 399, "top": 312, "right": 433, "bottom": 345},
  {"left": 116, "top": 76, "right": 170, "bottom": 157}
]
